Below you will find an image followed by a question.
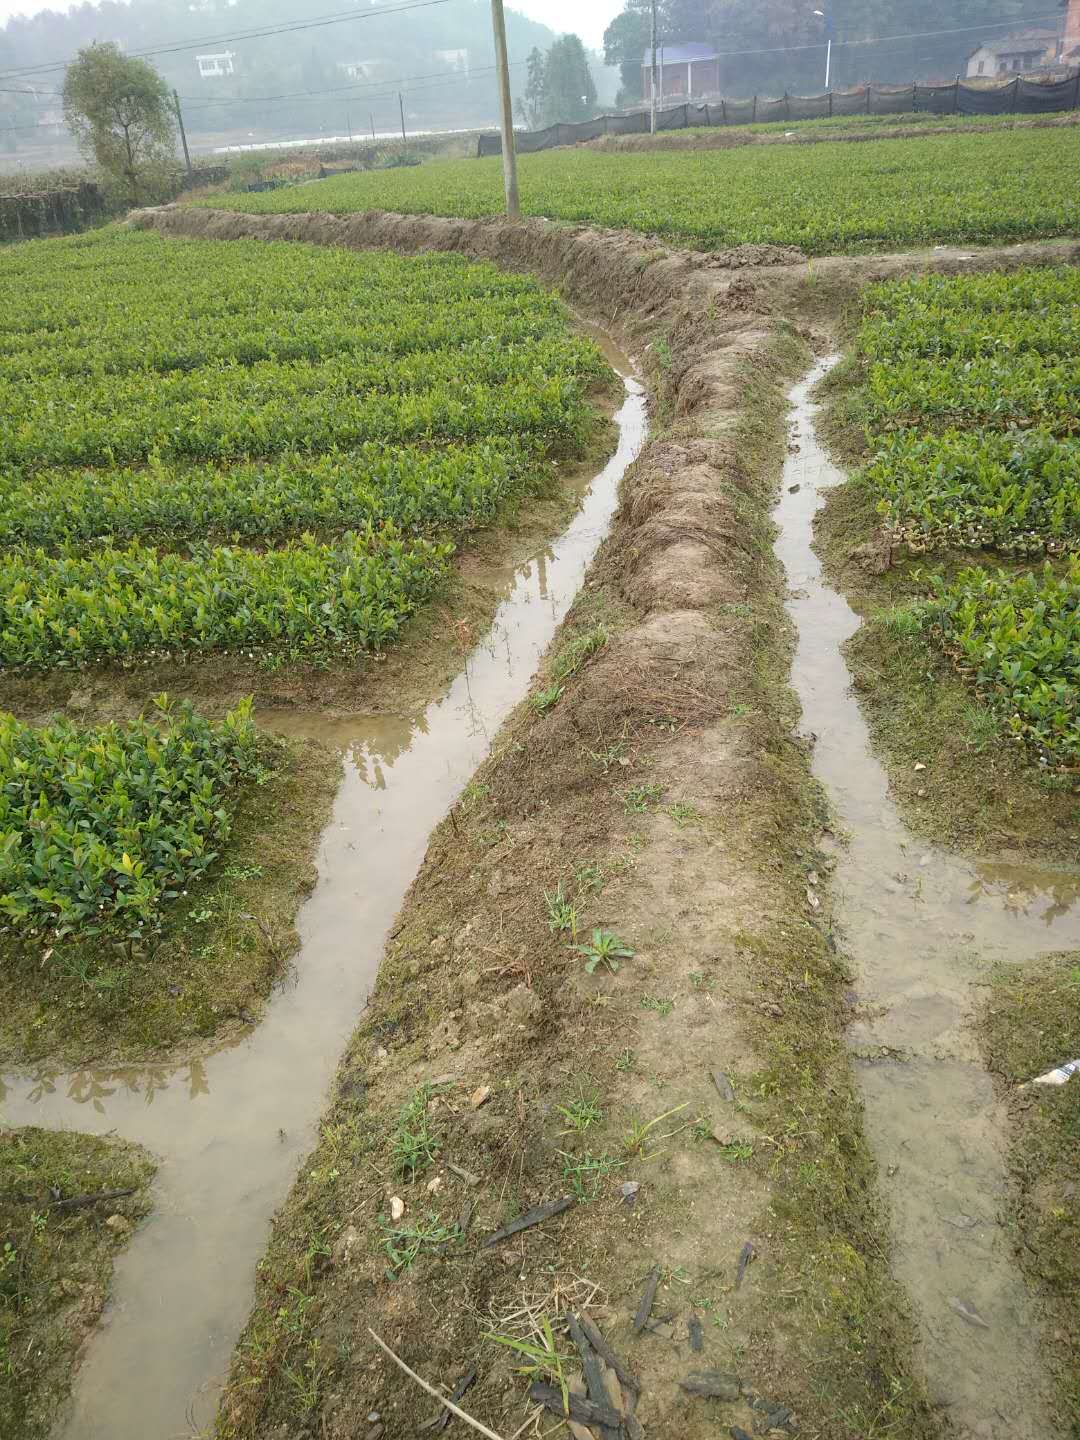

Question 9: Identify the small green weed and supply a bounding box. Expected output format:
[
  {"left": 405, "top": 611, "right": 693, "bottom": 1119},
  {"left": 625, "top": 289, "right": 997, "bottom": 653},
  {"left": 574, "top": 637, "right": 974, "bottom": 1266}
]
[
  {"left": 381, "top": 1211, "right": 461, "bottom": 1273},
  {"left": 543, "top": 882, "right": 577, "bottom": 936},
  {"left": 571, "top": 928, "right": 635, "bottom": 976},
  {"left": 689, "top": 971, "right": 715, "bottom": 991},
  {"left": 640, "top": 994, "right": 674, "bottom": 1017},
  {"left": 621, "top": 782, "right": 663, "bottom": 814},
  {"left": 668, "top": 802, "right": 703, "bottom": 827},
  {"left": 615, "top": 1047, "right": 636, "bottom": 1072},
  {"left": 555, "top": 1081, "right": 603, "bottom": 1135},
  {"left": 392, "top": 1085, "right": 439, "bottom": 1179},
  {"left": 532, "top": 682, "right": 564, "bottom": 713},
  {"left": 558, "top": 1149, "right": 624, "bottom": 1201},
  {"left": 552, "top": 625, "right": 608, "bottom": 682},
  {"left": 623, "top": 1102, "right": 691, "bottom": 1158}
]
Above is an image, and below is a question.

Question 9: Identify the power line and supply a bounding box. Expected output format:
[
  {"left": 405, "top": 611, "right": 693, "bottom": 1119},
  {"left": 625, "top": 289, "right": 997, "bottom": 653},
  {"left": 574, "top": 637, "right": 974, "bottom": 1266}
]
[
  {"left": 0, "top": 0, "right": 453, "bottom": 81},
  {"left": 181, "top": 60, "right": 521, "bottom": 112}
]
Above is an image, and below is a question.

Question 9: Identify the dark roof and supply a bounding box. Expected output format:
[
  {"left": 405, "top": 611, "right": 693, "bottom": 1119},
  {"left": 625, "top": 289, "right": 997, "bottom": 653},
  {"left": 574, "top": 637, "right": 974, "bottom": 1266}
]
[
  {"left": 640, "top": 42, "right": 718, "bottom": 65},
  {"left": 968, "top": 28, "right": 1057, "bottom": 57}
]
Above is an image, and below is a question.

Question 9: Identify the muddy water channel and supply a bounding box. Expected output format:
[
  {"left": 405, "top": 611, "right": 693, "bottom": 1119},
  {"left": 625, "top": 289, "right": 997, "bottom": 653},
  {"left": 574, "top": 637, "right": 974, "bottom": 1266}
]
[
  {"left": 0, "top": 364, "right": 645, "bottom": 1440},
  {"left": 776, "top": 359, "right": 1080, "bottom": 1440}
]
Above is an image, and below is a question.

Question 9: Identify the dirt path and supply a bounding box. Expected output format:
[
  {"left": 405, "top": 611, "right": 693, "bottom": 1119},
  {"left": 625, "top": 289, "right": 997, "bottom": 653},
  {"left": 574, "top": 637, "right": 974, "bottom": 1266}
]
[{"left": 34, "top": 207, "right": 1076, "bottom": 1439}]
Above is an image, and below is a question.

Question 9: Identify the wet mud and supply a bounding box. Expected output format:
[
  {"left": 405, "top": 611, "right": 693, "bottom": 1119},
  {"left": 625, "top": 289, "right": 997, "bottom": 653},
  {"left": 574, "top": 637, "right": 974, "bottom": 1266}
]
[
  {"left": 0, "top": 368, "right": 645, "bottom": 1440},
  {"left": 775, "top": 359, "right": 1080, "bottom": 1439}
]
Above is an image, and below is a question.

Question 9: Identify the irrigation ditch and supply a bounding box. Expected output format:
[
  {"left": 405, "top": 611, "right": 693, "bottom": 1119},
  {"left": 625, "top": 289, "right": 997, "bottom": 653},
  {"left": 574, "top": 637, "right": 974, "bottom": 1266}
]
[{"left": 5, "top": 207, "right": 1080, "bottom": 1439}]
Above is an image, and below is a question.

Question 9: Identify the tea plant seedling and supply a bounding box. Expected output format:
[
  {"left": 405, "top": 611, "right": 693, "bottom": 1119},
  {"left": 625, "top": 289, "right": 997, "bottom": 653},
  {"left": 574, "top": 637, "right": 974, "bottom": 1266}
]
[
  {"left": 640, "top": 994, "right": 674, "bottom": 1016},
  {"left": 621, "top": 782, "right": 664, "bottom": 814},
  {"left": 571, "top": 928, "right": 635, "bottom": 976},
  {"left": 543, "top": 882, "right": 577, "bottom": 936}
]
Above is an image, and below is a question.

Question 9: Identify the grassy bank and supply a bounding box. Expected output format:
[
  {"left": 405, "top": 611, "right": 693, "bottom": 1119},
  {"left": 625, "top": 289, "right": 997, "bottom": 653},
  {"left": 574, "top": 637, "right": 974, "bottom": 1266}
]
[
  {"left": 0, "top": 1127, "right": 155, "bottom": 1440},
  {"left": 982, "top": 957, "right": 1080, "bottom": 1431}
]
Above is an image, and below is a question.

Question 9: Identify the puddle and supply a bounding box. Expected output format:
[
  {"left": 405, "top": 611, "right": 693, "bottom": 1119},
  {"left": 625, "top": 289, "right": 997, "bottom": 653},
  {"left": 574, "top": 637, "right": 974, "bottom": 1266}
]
[
  {"left": 0, "top": 357, "right": 646, "bottom": 1440},
  {"left": 774, "top": 358, "right": 1080, "bottom": 1439}
]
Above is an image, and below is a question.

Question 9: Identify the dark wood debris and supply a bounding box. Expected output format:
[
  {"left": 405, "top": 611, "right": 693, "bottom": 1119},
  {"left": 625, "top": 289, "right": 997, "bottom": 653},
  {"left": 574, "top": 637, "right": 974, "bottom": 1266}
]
[
  {"left": 632, "top": 1264, "right": 661, "bottom": 1334},
  {"left": 481, "top": 1195, "right": 573, "bottom": 1248}
]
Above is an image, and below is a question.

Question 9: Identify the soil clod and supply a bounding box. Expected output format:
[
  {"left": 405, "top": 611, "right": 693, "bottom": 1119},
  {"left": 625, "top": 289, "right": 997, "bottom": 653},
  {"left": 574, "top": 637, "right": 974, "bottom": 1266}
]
[{"left": 688, "top": 1310, "right": 704, "bottom": 1352}]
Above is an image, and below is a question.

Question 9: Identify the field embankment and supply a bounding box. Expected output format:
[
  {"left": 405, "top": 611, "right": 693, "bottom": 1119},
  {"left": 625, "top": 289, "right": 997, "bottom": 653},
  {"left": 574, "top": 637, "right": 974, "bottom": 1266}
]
[{"left": 198, "top": 125, "right": 1080, "bottom": 254}]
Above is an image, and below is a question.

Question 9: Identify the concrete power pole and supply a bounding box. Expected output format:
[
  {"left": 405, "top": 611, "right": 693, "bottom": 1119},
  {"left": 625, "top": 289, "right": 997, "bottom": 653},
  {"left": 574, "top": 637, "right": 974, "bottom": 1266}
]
[
  {"left": 172, "top": 89, "right": 193, "bottom": 176},
  {"left": 490, "top": 0, "right": 520, "bottom": 217},
  {"left": 650, "top": 0, "right": 658, "bottom": 134}
]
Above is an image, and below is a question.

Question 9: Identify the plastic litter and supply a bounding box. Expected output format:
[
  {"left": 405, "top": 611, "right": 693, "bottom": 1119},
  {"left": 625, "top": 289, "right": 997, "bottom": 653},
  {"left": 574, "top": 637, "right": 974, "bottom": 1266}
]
[{"left": 1024, "top": 1058, "right": 1080, "bottom": 1088}]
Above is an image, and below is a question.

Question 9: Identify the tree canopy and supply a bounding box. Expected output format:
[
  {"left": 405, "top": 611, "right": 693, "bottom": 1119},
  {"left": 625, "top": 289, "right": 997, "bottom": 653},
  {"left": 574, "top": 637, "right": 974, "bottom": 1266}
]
[{"left": 62, "top": 43, "right": 177, "bottom": 203}]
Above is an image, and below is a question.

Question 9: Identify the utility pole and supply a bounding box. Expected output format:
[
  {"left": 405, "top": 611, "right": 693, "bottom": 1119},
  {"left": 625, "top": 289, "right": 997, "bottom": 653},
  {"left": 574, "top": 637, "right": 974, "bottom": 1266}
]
[
  {"left": 346, "top": 109, "right": 353, "bottom": 142},
  {"left": 649, "top": 0, "right": 658, "bottom": 134},
  {"left": 398, "top": 91, "right": 407, "bottom": 156},
  {"left": 490, "top": 0, "right": 519, "bottom": 216},
  {"left": 172, "top": 89, "right": 192, "bottom": 177},
  {"left": 370, "top": 112, "right": 376, "bottom": 140}
]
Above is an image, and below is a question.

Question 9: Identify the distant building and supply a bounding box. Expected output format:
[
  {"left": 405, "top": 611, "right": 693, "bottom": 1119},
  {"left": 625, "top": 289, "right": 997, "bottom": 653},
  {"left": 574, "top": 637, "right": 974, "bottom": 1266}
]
[
  {"left": 641, "top": 43, "right": 720, "bottom": 101},
  {"left": 197, "top": 52, "right": 236, "bottom": 79},
  {"left": 434, "top": 48, "right": 469, "bottom": 77},
  {"left": 338, "top": 60, "right": 388, "bottom": 80},
  {"left": 965, "top": 30, "right": 1059, "bottom": 77}
]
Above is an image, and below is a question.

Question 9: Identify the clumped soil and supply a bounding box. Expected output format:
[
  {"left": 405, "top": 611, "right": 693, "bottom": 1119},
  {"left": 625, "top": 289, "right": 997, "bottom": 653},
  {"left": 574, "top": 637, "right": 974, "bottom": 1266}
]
[
  {"left": 981, "top": 956, "right": 1080, "bottom": 1430},
  {"left": 0, "top": 1126, "right": 155, "bottom": 1440}
]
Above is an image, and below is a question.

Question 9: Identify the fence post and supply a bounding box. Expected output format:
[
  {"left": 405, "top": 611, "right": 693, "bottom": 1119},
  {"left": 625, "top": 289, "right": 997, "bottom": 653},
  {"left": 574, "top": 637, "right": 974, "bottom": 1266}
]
[
  {"left": 912, "top": 79, "right": 917, "bottom": 109},
  {"left": 1012, "top": 76, "right": 1020, "bottom": 111},
  {"left": 1073, "top": 68, "right": 1080, "bottom": 110},
  {"left": 866, "top": 83, "right": 872, "bottom": 113},
  {"left": 752, "top": 94, "right": 757, "bottom": 121},
  {"left": 784, "top": 92, "right": 790, "bottom": 120},
  {"left": 828, "top": 90, "right": 833, "bottom": 116},
  {"left": 721, "top": 97, "right": 727, "bottom": 125}
]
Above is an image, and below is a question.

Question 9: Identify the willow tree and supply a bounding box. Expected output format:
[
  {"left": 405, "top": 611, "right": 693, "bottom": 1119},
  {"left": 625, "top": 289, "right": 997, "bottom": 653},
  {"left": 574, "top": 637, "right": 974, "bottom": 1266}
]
[{"left": 62, "top": 43, "right": 177, "bottom": 206}]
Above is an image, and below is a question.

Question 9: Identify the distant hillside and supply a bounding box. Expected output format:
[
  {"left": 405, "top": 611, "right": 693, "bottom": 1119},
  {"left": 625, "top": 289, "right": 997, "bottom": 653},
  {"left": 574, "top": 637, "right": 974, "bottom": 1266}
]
[{"left": 1, "top": 0, "right": 557, "bottom": 153}]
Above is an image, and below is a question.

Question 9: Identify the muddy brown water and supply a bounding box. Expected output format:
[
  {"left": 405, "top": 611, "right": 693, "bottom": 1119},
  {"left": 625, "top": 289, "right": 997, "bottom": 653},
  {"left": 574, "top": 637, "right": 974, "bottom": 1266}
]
[
  {"left": 0, "top": 359, "right": 645, "bottom": 1440},
  {"left": 775, "top": 358, "right": 1080, "bottom": 1440}
]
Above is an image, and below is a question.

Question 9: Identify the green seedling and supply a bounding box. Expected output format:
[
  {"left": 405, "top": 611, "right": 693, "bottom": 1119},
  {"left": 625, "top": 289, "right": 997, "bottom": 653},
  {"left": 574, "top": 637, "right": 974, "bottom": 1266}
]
[
  {"left": 621, "top": 782, "right": 663, "bottom": 814},
  {"left": 391, "top": 1085, "right": 439, "bottom": 1178},
  {"left": 531, "top": 682, "right": 564, "bottom": 714},
  {"left": 640, "top": 994, "right": 674, "bottom": 1016},
  {"left": 668, "top": 803, "right": 702, "bottom": 827},
  {"left": 623, "top": 1101, "right": 691, "bottom": 1158},
  {"left": 571, "top": 928, "right": 635, "bottom": 976},
  {"left": 555, "top": 1084, "right": 603, "bottom": 1135},
  {"left": 552, "top": 625, "right": 608, "bottom": 682},
  {"left": 381, "top": 1212, "right": 461, "bottom": 1274},
  {"left": 484, "top": 1314, "right": 570, "bottom": 1415},
  {"left": 557, "top": 1149, "right": 625, "bottom": 1201},
  {"left": 615, "top": 1047, "right": 636, "bottom": 1072},
  {"left": 543, "top": 882, "right": 577, "bottom": 935}
]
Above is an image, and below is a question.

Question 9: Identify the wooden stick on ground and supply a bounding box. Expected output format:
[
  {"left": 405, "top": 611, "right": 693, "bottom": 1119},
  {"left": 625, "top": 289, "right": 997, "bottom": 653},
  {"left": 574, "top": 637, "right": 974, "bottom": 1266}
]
[{"left": 368, "top": 1329, "right": 508, "bottom": 1440}]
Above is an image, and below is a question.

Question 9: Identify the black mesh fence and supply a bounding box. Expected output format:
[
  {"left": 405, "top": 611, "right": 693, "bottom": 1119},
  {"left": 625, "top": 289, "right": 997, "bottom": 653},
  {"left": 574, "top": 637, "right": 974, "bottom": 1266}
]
[{"left": 476, "top": 72, "right": 1080, "bottom": 156}]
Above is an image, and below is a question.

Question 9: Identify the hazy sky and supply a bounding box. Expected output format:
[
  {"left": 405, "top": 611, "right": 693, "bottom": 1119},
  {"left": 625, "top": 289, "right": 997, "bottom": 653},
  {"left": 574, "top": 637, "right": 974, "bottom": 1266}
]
[{"left": 0, "top": 0, "right": 622, "bottom": 52}]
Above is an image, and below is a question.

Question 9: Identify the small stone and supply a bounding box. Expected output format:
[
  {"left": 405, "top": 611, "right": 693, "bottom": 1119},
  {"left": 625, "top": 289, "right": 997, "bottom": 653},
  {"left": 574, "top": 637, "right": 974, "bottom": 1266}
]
[
  {"left": 104, "top": 1214, "right": 131, "bottom": 1236},
  {"left": 914, "top": 762, "right": 926, "bottom": 772},
  {"left": 470, "top": 1085, "right": 492, "bottom": 1109},
  {"left": 389, "top": 1196, "right": 405, "bottom": 1222},
  {"left": 916, "top": 787, "right": 928, "bottom": 798},
  {"left": 426, "top": 1176, "right": 444, "bottom": 1194},
  {"left": 620, "top": 1180, "right": 641, "bottom": 1208},
  {"left": 788, "top": 483, "right": 800, "bottom": 493}
]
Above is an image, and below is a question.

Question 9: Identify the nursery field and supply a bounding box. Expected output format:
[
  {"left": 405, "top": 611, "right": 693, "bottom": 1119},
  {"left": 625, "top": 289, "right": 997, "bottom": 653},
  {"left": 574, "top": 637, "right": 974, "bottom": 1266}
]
[
  {"left": 0, "top": 229, "right": 604, "bottom": 670},
  {"left": 849, "top": 265, "right": 1080, "bottom": 771},
  {"left": 209, "top": 126, "right": 1080, "bottom": 254}
]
